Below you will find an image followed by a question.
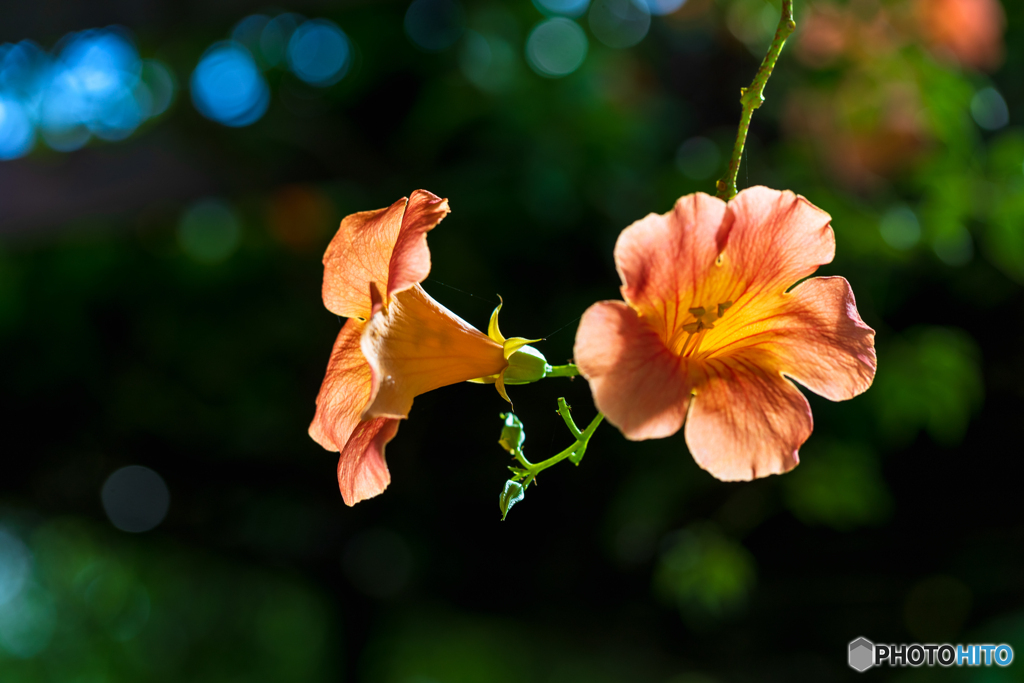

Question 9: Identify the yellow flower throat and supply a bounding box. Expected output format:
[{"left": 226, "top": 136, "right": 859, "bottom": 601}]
[{"left": 671, "top": 301, "right": 732, "bottom": 358}]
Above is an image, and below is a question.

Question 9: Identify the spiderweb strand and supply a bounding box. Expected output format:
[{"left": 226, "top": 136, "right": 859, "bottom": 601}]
[
  {"left": 543, "top": 315, "right": 582, "bottom": 341},
  {"left": 425, "top": 278, "right": 500, "bottom": 306}
]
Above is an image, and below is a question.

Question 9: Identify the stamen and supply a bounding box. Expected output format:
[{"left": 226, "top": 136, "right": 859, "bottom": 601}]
[
  {"left": 680, "top": 332, "right": 696, "bottom": 356},
  {"left": 675, "top": 300, "right": 733, "bottom": 358},
  {"left": 689, "top": 331, "right": 707, "bottom": 358}
]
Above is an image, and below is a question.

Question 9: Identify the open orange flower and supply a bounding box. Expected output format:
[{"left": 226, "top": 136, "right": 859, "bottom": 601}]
[
  {"left": 309, "top": 190, "right": 513, "bottom": 505},
  {"left": 574, "top": 187, "right": 876, "bottom": 480}
]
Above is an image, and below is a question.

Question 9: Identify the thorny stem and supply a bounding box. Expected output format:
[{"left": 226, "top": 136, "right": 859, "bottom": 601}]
[{"left": 715, "top": 0, "right": 796, "bottom": 201}]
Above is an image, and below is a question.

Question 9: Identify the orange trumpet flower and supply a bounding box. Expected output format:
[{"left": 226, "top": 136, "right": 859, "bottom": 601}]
[
  {"left": 574, "top": 187, "right": 876, "bottom": 480},
  {"left": 309, "top": 190, "right": 516, "bottom": 505}
]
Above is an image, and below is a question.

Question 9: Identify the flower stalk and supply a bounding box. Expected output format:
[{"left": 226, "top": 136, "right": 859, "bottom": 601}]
[
  {"left": 715, "top": 0, "right": 796, "bottom": 201},
  {"left": 544, "top": 363, "right": 580, "bottom": 378},
  {"left": 508, "top": 399, "right": 604, "bottom": 487},
  {"left": 497, "top": 399, "right": 605, "bottom": 519}
]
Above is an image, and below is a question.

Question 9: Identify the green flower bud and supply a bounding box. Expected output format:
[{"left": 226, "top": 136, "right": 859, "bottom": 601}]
[
  {"left": 501, "top": 345, "right": 549, "bottom": 385},
  {"left": 498, "top": 412, "right": 525, "bottom": 453},
  {"left": 499, "top": 479, "right": 525, "bottom": 521}
]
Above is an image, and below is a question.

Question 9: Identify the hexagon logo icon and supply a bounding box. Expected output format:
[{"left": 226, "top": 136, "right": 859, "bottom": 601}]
[{"left": 849, "top": 637, "right": 875, "bottom": 672}]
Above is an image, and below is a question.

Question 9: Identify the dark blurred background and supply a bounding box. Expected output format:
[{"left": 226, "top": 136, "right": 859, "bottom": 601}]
[{"left": 1, "top": 0, "right": 1022, "bottom": 680}]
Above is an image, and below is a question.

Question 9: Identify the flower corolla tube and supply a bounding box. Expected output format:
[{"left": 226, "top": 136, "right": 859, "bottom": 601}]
[
  {"left": 574, "top": 187, "right": 877, "bottom": 480},
  {"left": 309, "top": 190, "right": 536, "bottom": 505}
]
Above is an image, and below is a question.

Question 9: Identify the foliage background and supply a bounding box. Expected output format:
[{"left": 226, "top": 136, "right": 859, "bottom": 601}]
[{"left": 1, "top": 0, "right": 1022, "bottom": 680}]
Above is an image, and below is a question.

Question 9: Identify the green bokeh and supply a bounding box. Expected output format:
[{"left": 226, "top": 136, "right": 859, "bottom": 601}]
[{"left": 2, "top": 0, "right": 1023, "bottom": 680}]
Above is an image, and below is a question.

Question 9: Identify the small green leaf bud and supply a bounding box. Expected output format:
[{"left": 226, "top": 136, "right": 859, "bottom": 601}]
[
  {"left": 498, "top": 412, "right": 525, "bottom": 453},
  {"left": 502, "top": 345, "right": 549, "bottom": 385},
  {"left": 499, "top": 479, "right": 525, "bottom": 520}
]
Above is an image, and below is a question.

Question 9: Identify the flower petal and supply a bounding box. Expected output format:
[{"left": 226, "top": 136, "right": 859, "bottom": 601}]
[
  {"left": 308, "top": 318, "right": 372, "bottom": 453},
  {"left": 337, "top": 417, "right": 400, "bottom": 506},
  {"left": 361, "top": 284, "right": 507, "bottom": 419},
  {"left": 722, "top": 187, "right": 835, "bottom": 296},
  {"left": 684, "top": 350, "right": 812, "bottom": 481},
  {"left": 698, "top": 277, "right": 875, "bottom": 400},
  {"left": 322, "top": 199, "right": 405, "bottom": 319},
  {"left": 574, "top": 300, "right": 693, "bottom": 440},
  {"left": 387, "top": 189, "right": 450, "bottom": 302},
  {"left": 322, "top": 190, "right": 449, "bottom": 319},
  {"left": 614, "top": 192, "right": 730, "bottom": 339},
  {"left": 763, "top": 277, "right": 876, "bottom": 400}
]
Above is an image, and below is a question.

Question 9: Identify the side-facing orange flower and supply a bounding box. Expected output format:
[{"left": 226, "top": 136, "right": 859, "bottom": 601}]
[
  {"left": 309, "top": 190, "right": 518, "bottom": 505},
  {"left": 574, "top": 187, "right": 876, "bottom": 480}
]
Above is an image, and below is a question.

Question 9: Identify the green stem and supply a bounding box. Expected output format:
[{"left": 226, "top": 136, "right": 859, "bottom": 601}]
[
  {"left": 557, "top": 397, "right": 582, "bottom": 438},
  {"left": 510, "top": 406, "right": 604, "bottom": 486},
  {"left": 545, "top": 363, "right": 580, "bottom": 378},
  {"left": 715, "top": 0, "right": 796, "bottom": 201}
]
